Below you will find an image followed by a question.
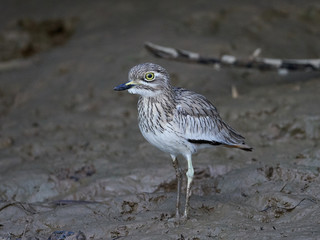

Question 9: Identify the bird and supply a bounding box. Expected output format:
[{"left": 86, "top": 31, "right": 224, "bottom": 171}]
[{"left": 114, "top": 63, "right": 252, "bottom": 220}]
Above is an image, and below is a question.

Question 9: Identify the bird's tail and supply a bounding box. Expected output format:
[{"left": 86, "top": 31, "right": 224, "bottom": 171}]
[{"left": 225, "top": 143, "right": 253, "bottom": 152}]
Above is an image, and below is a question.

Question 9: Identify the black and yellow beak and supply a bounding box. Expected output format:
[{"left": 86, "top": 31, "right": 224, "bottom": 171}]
[{"left": 114, "top": 80, "right": 136, "bottom": 91}]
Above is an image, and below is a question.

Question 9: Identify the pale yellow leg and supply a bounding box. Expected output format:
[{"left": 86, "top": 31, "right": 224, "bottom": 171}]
[{"left": 183, "top": 154, "right": 194, "bottom": 219}]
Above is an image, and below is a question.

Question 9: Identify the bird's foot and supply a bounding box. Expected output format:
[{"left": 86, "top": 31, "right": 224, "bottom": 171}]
[
  {"left": 167, "top": 213, "right": 188, "bottom": 225},
  {"left": 179, "top": 214, "right": 188, "bottom": 223},
  {"left": 168, "top": 213, "right": 179, "bottom": 222}
]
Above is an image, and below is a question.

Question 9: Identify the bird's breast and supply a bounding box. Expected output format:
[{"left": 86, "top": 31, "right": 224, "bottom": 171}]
[{"left": 137, "top": 98, "right": 195, "bottom": 155}]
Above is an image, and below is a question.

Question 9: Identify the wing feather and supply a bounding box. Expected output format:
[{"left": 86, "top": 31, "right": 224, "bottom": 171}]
[{"left": 173, "top": 87, "right": 247, "bottom": 146}]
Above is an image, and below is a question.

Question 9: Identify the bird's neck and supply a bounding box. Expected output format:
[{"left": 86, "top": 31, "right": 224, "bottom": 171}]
[
  {"left": 142, "top": 85, "right": 175, "bottom": 104},
  {"left": 138, "top": 86, "right": 176, "bottom": 123}
]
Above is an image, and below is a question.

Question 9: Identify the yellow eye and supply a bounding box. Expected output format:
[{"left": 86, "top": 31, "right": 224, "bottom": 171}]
[{"left": 145, "top": 72, "right": 155, "bottom": 81}]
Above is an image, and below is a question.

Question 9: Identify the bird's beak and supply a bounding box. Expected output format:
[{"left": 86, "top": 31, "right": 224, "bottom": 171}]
[{"left": 114, "top": 80, "right": 136, "bottom": 91}]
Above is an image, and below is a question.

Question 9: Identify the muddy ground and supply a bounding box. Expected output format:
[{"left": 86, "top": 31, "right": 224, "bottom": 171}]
[{"left": 0, "top": 0, "right": 320, "bottom": 239}]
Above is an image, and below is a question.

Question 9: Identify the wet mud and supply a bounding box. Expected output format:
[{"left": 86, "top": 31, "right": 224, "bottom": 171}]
[{"left": 0, "top": 0, "right": 320, "bottom": 239}]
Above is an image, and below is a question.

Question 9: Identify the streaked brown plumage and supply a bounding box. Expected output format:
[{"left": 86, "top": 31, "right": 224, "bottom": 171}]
[{"left": 114, "top": 63, "right": 252, "bottom": 220}]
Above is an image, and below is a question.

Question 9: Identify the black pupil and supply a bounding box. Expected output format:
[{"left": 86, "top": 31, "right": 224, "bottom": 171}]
[{"left": 147, "top": 74, "right": 153, "bottom": 79}]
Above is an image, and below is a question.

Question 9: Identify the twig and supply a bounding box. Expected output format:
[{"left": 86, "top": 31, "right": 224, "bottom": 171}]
[{"left": 145, "top": 42, "right": 320, "bottom": 72}]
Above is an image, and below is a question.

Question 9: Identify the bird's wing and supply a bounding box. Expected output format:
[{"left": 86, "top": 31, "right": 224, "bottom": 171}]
[{"left": 173, "top": 88, "right": 246, "bottom": 146}]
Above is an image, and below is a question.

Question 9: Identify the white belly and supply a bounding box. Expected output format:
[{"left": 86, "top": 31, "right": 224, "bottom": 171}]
[{"left": 139, "top": 125, "right": 196, "bottom": 156}]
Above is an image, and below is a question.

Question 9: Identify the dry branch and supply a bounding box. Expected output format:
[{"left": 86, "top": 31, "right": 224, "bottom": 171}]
[{"left": 145, "top": 42, "right": 320, "bottom": 73}]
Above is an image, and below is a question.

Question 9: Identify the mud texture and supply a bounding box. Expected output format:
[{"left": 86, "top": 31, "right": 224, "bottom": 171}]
[{"left": 0, "top": 0, "right": 320, "bottom": 239}]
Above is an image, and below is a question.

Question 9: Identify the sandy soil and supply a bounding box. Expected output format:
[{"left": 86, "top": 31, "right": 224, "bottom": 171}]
[{"left": 0, "top": 0, "right": 320, "bottom": 239}]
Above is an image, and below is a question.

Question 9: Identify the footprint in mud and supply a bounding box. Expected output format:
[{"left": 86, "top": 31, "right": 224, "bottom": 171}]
[
  {"left": 47, "top": 230, "right": 86, "bottom": 240},
  {"left": 121, "top": 200, "right": 138, "bottom": 214},
  {"left": 54, "top": 164, "right": 96, "bottom": 182},
  {"left": 110, "top": 225, "right": 129, "bottom": 239}
]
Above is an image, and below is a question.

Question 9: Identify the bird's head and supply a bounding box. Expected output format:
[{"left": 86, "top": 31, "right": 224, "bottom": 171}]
[{"left": 114, "top": 63, "right": 171, "bottom": 97}]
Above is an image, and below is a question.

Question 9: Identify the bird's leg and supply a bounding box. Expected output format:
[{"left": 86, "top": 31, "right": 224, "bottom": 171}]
[
  {"left": 183, "top": 154, "right": 194, "bottom": 219},
  {"left": 171, "top": 155, "right": 182, "bottom": 218}
]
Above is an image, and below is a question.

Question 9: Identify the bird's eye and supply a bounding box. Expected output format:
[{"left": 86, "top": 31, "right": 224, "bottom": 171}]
[{"left": 144, "top": 72, "right": 155, "bottom": 81}]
